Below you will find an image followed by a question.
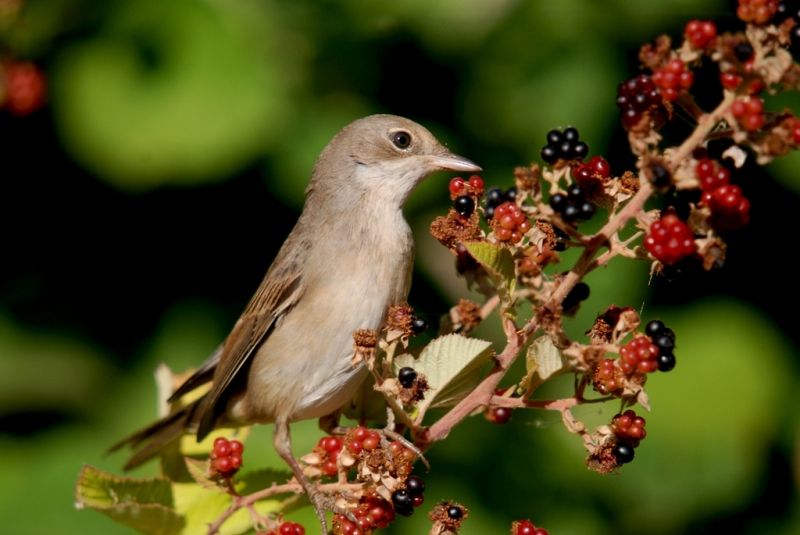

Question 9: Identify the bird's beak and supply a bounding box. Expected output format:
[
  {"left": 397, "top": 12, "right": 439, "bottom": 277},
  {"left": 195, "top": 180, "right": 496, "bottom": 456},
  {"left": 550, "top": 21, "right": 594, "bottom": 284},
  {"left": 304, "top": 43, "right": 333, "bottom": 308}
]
[{"left": 428, "top": 152, "right": 482, "bottom": 173}]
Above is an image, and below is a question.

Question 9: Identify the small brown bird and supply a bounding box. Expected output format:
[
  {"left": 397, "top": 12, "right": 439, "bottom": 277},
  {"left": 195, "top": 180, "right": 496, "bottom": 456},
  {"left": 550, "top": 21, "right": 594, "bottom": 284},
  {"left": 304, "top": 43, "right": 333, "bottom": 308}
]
[{"left": 112, "top": 114, "right": 480, "bottom": 531}]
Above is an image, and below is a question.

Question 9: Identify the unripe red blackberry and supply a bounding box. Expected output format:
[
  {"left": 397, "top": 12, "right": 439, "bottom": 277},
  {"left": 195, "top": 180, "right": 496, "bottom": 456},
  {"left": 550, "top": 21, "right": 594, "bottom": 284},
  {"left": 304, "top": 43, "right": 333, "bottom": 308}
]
[
  {"left": 652, "top": 59, "right": 694, "bottom": 101},
  {"left": 684, "top": 19, "right": 717, "bottom": 49},
  {"left": 706, "top": 184, "right": 751, "bottom": 230},
  {"left": 616, "top": 74, "right": 664, "bottom": 129},
  {"left": 644, "top": 214, "right": 696, "bottom": 265}
]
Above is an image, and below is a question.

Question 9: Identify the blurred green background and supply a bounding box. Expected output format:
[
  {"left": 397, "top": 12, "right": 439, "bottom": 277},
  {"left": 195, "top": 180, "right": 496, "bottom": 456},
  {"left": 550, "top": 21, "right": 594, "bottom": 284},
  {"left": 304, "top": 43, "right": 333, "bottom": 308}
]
[{"left": 1, "top": 0, "right": 798, "bottom": 533}]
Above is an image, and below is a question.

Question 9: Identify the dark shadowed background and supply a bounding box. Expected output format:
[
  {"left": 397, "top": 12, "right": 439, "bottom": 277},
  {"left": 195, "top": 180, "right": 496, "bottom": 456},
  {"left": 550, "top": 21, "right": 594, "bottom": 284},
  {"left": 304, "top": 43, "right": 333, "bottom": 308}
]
[{"left": 1, "top": 0, "right": 798, "bottom": 533}]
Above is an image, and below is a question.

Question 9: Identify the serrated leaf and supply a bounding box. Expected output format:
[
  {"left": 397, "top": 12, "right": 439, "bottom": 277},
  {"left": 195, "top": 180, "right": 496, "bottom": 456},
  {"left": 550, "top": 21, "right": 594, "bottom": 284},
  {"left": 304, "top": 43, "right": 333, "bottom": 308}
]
[
  {"left": 394, "top": 334, "right": 493, "bottom": 418},
  {"left": 75, "top": 465, "right": 184, "bottom": 535},
  {"left": 464, "top": 241, "right": 516, "bottom": 296},
  {"left": 519, "top": 336, "right": 568, "bottom": 392},
  {"left": 173, "top": 468, "right": 290, "bottom": 535},
  {"left": 183, "top": 458, "right": 221, "bottom": 491}
]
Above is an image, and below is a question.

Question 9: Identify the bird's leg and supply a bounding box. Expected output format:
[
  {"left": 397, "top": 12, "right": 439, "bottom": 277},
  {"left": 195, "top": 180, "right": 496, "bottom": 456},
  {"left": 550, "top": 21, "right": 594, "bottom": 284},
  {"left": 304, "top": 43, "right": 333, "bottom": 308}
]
[{"left": 273, "top": 418, "right": 329, "bottom": 533}]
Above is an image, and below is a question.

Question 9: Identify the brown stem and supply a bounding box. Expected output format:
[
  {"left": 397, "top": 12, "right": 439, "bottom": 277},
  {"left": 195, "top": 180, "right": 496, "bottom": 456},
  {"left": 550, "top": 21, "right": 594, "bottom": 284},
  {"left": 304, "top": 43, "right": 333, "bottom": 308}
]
[{"left": 207, "top": 481, "right": 362, "bottom": 535}]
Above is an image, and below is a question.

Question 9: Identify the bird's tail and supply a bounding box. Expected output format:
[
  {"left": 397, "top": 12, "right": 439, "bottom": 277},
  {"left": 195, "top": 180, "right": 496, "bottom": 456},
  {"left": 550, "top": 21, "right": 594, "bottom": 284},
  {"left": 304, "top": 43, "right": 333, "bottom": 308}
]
[{"left": 108, "top": 396, "right": 204, "bottom": 471}]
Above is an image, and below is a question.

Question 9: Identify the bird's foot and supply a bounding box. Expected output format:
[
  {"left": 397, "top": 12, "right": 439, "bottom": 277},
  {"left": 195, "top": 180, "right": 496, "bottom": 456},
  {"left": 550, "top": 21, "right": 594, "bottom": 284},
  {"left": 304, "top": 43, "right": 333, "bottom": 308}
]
[{"left": 306, "top": 485, "right": 357, "bottom": 534}]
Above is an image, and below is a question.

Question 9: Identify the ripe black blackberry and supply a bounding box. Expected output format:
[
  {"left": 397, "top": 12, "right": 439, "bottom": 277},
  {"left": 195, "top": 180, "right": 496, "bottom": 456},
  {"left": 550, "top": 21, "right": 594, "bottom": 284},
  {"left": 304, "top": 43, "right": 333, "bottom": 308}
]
[
  {"left": 540, "top": 127, "right": 589, "bottom": 164},
  {"left": 616, "top": 74, "right": 664, "bottom": 130},
  {"left": 549, "top": 184, "right": 595, "bottom": 222},
  {"left": 612, "top": 442, "right": 635, "bottom": 464},
  {"left": 398, "top": 367, "right": 418, "bottom": 388},
  {"left": 562, "top": 282, "right": 590, "bottom": 312},
  {"left": 454, "top": 195, "right": 475, "bottom": 218},
  {"left": 392, "top": 489, "right": 414, "bottom": 516}
]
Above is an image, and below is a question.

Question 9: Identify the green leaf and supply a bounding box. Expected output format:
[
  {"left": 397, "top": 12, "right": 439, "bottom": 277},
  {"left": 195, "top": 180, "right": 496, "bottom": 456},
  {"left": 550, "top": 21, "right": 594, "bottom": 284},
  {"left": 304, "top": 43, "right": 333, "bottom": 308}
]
[
  {"left": 75, "top": 465, "right": 185, "bottom": 535},
  {"left": 394, "top": 334, "right": 494, "bottom": 417},
  {"left": 174, "top": 469, "right": 287, "bottom": 535},
  {"left": 519, "top": 336, "right": 569, "bottom": 392},
  {"left": 464, "top": 241, "right": 516, "bottom": 297}
]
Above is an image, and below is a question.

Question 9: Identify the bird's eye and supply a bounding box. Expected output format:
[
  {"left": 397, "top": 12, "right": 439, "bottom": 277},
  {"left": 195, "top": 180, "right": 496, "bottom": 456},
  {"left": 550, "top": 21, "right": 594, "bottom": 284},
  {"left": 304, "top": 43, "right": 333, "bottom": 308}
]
[{"left": 391, "top": 131, "right": 412, "bottom": 149}]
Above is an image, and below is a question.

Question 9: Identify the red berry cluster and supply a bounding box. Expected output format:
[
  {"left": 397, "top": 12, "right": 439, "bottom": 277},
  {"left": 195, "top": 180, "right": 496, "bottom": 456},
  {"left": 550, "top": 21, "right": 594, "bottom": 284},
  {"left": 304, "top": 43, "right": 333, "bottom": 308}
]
[
  {"left": 491, "top": 201, "right": 531, "bottom": 243},
  {"left": 652, "top": 59, "right": 694, "bottom": 101},
  {"left": 1, "top": 61, "right": 46, "bottom": 115},
  {"left": 644, "top": 214, "right": 697, "bottom": 265},
  {"left": 512, "top": 519, "right": 549, "bottom": 535},
  {"left": 315, "top": 435, "right": 344, "bottom": 477},
  {"left": 571, "top": 155, "right": 612, "bottom": 192},
  {"left": 449, "top": 175, "right": 485, "bottom": 199},
  {"left": 345, "top": 426, "right": 382, "bottom": 455},
  {"left": 737, "top": 0, "right": 779, "bottom": 24},
  {"left": 695, "top": 158, "right": 751, "bottom": 230},
  {"left": 611, "top": 410, "right": 647, "bottom": 446},
  {"left": 616, "top": 74, "right": 664, "bottom": 129},
  {"left": 720, "top": 71, "right": 744, "bottom": 91},
  {"left": 706, "top": 185, "right": 752, "bottom": 230},
  {"left": 610, "top": 410, "right": 647, "bottom": 465},
  {"left": 684, "top": 19, "right": 717, "bottom": 49},
  {"left": 619, "top": 335, "right": 660, "bottom": 374},
  {"left": 695, "top": 158, "right": 730, "bottom": 193},
  {"left": 731, "top": 96, "right": 766, "bottom": 131},
  {"left": 268, "top": 521, "right": 305, "bottom": 535},
  {"left": 332, "top": 494, "right": 396, "bottom": 534},
  {"left": 592, "top": 358, "right": 625, "bottom": 395},
  {"left": 210, "top": 437, "right": 244, "bottom": 477}
]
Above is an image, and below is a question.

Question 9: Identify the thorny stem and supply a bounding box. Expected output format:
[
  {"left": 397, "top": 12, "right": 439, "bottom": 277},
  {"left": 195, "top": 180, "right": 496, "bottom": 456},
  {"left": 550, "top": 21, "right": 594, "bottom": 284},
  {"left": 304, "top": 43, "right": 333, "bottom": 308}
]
[{"left": 421, "top": 90, "right": 737, "bottom": 451}]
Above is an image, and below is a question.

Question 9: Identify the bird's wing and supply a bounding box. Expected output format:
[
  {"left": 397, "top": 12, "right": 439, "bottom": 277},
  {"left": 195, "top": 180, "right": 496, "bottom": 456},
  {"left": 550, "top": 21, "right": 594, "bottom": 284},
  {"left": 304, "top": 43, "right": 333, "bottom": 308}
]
[
  {"left": 167, "top": 344, "right": 222, "bottom": 402},
  {"left": 196, "top": 267, "right": 304, "bottom": 439}
]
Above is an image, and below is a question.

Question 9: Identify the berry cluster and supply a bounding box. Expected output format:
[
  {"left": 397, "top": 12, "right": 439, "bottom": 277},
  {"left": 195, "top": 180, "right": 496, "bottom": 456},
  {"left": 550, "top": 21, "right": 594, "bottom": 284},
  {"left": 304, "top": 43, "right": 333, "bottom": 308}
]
[
  {"left": 695, "top": 158, "right": 751, "bottom": 230},
  {"left": 684, "top": 19, "right": 718, "bottom": 49},
  {"left": 540, "top": 127, "right": 589, "bottom": 164},
  {"left": 619, "top": 335, "right": 660, "bottom": 375},
  {"left": 571, "top": 155, "right": 612, "bottom": 188},
  {"left": 484, "top": 186, "right": 518, "bottom": 220},
  {"left": 550, "top": 184, "right": 596, "bottom": 222},
  {"left": 562, "top": 281, "right": 590, "bottom": 312},
  {"left": 652, "top": 59, "right": 694, "bottom": 101},
  {"left": 315, "top": 435, "right": 344, "bottom": 477},
  {"left": 450, "top": 175, "right": 485, "bottom": 218},
  {"left": 645, "top": 320, "right": 677, "bottom": 372},
  {"left": 345, "top": 426, "right": 382, "bottom": 455},
  {"left": 392, "top": 474, "right": 426, "bottom": 517},
  {"left": 731, "top": 96, "right": 766, "bottom": 131},
  {"left": 610, "top": 410, "right": 648, "bottom": 465},
  {"left": 332, "top": 494, "right": 396, "bottom": 534},
  {"left": 267, "top": 521, "right": 305, "bottom": 535},
  {"left": 491, "top": 201, "right": 531, "bottom": 243},
  {"left": 616, "top": 74, "right": 664, "bottom": 130},
  {"left": 449, "top": 175, "right": 485, "bottom": 199},
  {"left": 210, "top": 437, "right": 244, "bottom": 477},
  {"left": 513, "top": 519, "right": 549, "bottom": 535},
  {"left": 644, "top": 213, "right": 696, "bottom": 265},
  {"left": 736, "top": 0, "right": 779, "bottom": 24},
  {"left": 593, "top": 358, "right": 625, "bottom": 395},
  {"left": 1, "top": 61, "right": 46, "bottom": 115}
]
